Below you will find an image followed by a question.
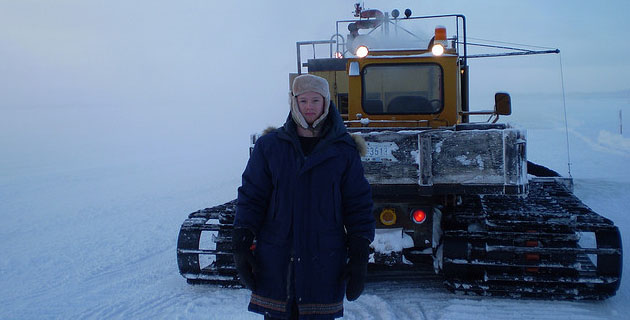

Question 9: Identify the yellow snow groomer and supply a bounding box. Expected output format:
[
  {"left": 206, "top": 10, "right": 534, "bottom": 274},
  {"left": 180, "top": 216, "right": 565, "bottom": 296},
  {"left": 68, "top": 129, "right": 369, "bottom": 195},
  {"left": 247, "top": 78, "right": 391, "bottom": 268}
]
[{"left": 177, "top": 6, "right": 622, "bottom": 299}]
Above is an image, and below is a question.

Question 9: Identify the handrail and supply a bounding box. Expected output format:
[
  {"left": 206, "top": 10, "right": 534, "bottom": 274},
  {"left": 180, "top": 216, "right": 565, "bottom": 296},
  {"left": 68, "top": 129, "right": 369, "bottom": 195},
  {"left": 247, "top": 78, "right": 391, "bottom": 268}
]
[{"left": 296, "top": 40, "right": 337, "bottom": 74}]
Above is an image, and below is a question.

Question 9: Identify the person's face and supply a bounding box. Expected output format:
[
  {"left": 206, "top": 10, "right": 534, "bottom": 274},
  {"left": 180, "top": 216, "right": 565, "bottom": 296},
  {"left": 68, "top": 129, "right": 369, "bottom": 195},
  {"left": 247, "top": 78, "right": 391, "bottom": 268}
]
[{"left": 297, "top": 91, "right": 325, "bottom": 125}]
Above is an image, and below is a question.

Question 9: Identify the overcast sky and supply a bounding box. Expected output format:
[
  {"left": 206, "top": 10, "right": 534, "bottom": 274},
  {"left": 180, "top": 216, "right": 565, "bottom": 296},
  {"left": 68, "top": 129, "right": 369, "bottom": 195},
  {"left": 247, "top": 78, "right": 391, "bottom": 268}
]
[{"left": 1, "top": 0, "right": 628, "bottom": 124}]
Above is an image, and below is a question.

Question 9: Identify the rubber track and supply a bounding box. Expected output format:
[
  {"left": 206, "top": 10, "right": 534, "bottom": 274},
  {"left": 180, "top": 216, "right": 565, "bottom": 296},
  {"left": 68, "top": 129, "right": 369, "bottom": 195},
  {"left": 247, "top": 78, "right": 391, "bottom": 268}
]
[
  {"left": 176, "top": 179, "right": 622, "bottom": 299},
  {"left": 441, "top": 179, "right": 622, "bottom": 299},
  {"left": 177, "top": 200, "right": 241, "bottom": 286}
]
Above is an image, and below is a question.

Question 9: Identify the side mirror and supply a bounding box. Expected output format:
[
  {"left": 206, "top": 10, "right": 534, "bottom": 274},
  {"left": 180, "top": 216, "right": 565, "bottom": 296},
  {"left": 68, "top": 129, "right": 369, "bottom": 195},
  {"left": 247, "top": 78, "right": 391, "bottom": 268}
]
[{"left": 494, "top": 92, "right": 511, "bottom": 115}]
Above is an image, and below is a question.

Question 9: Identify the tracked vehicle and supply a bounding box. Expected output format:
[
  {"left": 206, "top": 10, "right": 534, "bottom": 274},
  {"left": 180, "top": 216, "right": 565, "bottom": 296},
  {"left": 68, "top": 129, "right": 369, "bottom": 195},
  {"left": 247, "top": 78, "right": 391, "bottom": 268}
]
[{"left": 177, "top": 6, "right": 622, "bottom": 299}]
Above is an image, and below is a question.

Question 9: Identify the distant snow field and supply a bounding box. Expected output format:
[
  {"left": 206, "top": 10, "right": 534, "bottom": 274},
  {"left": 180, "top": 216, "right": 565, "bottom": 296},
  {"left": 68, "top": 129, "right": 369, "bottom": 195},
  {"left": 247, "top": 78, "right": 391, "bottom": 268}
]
[{"left": 1, "top": 94, "right": 628, "bottom": 319}]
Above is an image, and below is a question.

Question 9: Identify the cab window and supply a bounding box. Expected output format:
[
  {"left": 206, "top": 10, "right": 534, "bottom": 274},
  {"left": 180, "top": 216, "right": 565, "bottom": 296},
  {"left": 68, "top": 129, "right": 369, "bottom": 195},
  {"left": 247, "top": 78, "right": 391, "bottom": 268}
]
[{"left": 361, "top": 64, "right": 444, "bottom": 114}]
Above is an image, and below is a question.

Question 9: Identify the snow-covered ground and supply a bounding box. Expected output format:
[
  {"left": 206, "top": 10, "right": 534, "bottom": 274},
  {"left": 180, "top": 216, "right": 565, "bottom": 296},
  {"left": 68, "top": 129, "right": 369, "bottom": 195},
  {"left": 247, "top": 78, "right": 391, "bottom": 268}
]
[{"left": 1, "top": 92, "right": 628, "bottom": 319}]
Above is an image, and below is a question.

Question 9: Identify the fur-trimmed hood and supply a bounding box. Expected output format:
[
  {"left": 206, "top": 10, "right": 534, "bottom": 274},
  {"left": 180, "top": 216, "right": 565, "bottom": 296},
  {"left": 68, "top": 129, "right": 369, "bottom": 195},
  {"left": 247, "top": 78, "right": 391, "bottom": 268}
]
[
  {"left": 261, "top": 124, "right": 367, "bottom": 157},
  {"left": 350, "top": 133, "right": 367, "bottom": 157}
]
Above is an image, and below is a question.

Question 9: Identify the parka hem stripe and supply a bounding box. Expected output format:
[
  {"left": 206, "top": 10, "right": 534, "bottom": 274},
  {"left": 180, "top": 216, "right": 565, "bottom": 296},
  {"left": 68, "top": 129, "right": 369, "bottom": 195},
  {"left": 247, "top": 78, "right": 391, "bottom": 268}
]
[
  {"left": 298, "top": 301, "right": 344, "bottom": 315},
  {"left": 250, "top": 294, "right": 287, "bottom": 312}
]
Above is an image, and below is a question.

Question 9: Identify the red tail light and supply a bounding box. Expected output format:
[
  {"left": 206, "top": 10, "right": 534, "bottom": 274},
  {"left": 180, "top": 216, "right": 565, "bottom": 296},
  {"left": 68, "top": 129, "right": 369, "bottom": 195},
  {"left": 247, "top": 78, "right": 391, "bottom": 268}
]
[{"left": 411, "top": 209, "right": 427, "bottom": 224}]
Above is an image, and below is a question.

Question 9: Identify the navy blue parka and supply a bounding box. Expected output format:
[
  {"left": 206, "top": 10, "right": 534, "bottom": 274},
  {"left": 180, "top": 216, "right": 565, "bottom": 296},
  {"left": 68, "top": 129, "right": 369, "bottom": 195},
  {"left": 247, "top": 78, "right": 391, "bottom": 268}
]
[{"left": 234, "top": 103, "right": 375, "bottom": 319}]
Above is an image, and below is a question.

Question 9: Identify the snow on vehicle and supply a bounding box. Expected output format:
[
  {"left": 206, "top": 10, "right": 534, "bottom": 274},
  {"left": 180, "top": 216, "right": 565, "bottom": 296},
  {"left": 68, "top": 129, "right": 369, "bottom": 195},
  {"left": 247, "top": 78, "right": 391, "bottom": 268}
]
[{"left": 177, "top": 5, "right": 622, "bottom": 299}]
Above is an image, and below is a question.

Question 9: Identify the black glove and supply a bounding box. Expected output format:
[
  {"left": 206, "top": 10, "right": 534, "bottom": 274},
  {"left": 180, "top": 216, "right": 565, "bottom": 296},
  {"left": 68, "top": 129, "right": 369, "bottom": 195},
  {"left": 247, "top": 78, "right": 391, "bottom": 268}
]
[
  {"left": 232, "top": 228, "right": 257, "bottom": 290},
  {"left": 341, "top": 236, "right": 371, "bottom": 301}
]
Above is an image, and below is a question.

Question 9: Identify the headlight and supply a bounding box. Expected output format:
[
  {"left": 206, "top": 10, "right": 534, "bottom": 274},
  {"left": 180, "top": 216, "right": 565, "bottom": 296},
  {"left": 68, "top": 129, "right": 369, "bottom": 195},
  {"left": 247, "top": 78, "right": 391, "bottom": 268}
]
[
  {"left": 431, "top": 43, "right": 444, "bottom": 56},
  {"left": 355, "top": 45, "right": 369, "bottom": 58},
  {"left": 432, "top": 26, "right": 447, "bottom": 56}
]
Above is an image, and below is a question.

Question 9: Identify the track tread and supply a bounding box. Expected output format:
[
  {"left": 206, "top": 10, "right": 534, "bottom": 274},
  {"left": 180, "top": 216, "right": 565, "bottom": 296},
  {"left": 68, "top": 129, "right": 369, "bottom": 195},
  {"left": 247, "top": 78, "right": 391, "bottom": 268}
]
[
  {"left": 442, "top": 179, "right": 622, "bottom": 300},
  {"left": 177, "top": 200, "right": 241, "bottom": 287}
]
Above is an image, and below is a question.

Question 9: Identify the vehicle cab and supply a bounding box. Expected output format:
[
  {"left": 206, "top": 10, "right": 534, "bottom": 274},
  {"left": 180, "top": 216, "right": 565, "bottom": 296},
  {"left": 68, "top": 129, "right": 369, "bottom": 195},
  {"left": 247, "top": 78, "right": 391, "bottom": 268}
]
[{"left": 295, "top": 9, "right": 481, "bottom": 129}]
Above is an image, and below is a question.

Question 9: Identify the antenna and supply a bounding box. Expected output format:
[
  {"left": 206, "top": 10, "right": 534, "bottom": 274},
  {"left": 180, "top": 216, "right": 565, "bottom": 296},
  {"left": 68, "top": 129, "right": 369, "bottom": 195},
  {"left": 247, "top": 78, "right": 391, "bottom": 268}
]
[
  {"left": 559, "top": 53, "right": 572, "bottom": 177},
  {"left": 353, "top": 3, "right": 362, "bottom": 17}
]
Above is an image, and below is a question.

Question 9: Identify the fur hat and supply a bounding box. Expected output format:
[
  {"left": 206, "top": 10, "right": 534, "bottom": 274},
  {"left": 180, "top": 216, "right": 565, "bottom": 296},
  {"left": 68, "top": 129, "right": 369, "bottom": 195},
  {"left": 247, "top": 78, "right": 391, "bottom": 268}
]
[{"left": 290, "top": 74, "right": 331, "bottom": 131}]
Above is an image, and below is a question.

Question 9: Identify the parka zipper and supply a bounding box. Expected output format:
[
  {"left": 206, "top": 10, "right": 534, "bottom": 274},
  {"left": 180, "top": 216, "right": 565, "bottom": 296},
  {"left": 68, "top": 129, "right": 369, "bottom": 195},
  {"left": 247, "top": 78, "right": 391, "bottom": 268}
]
[{"left": 286, "top": 256, "right": 294, "bottom": 304}]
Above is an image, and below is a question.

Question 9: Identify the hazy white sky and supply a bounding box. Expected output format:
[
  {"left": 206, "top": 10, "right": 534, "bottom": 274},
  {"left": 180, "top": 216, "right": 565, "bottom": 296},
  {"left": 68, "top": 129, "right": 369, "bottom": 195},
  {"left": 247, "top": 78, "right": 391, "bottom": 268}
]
[{"left": 1, "top": 0, "right": 628, "bottom": 122}]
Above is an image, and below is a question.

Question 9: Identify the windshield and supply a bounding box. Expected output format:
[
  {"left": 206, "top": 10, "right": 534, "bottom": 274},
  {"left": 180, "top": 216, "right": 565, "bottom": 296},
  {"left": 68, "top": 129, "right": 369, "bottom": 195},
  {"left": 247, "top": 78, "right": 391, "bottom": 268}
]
[{"left": 361, "top": 64, "right": 444, "bottom": 114}]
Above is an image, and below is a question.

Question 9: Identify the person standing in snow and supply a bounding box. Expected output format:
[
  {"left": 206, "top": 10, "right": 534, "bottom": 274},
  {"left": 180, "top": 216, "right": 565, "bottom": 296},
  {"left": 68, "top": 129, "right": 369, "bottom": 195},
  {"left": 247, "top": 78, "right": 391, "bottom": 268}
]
[{"left": 232, "top": 74, "right": 375, "bottom": 320}]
